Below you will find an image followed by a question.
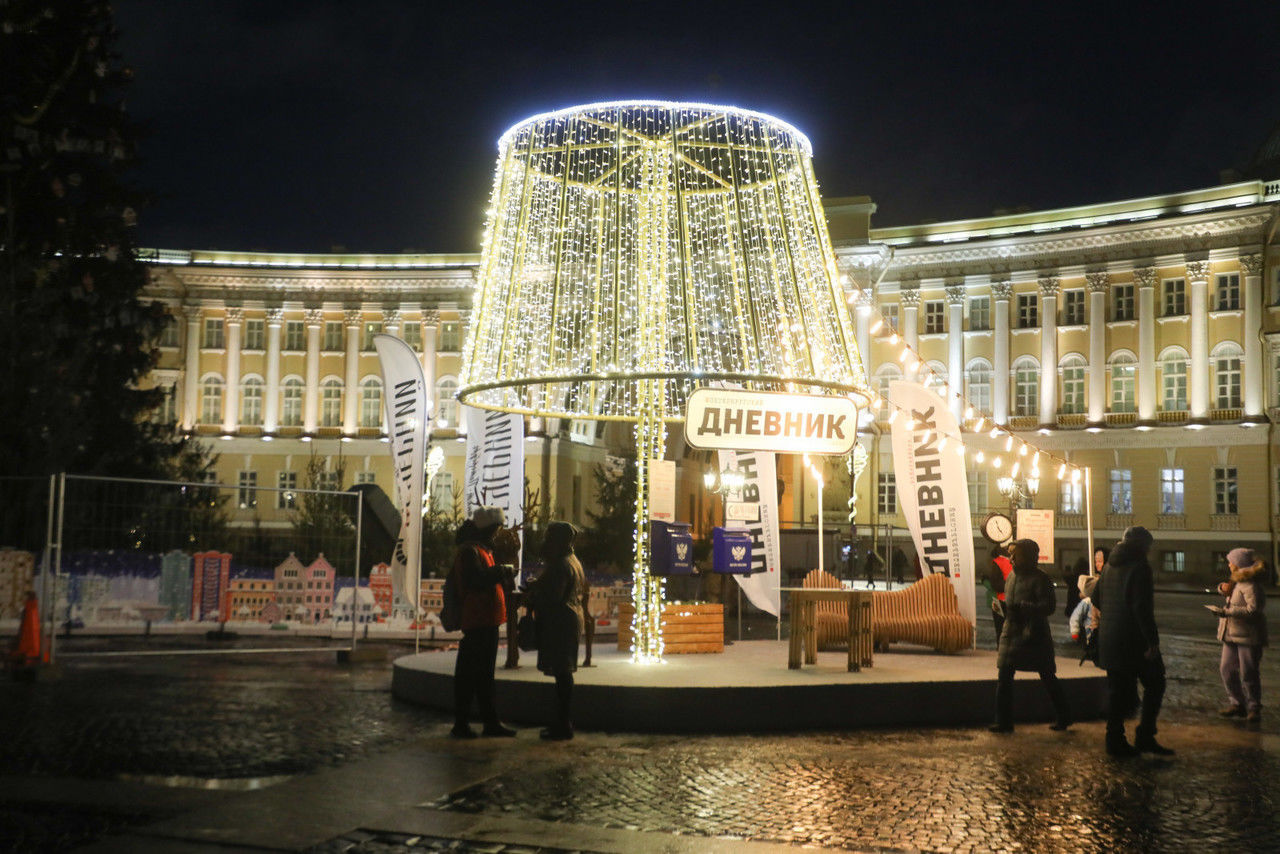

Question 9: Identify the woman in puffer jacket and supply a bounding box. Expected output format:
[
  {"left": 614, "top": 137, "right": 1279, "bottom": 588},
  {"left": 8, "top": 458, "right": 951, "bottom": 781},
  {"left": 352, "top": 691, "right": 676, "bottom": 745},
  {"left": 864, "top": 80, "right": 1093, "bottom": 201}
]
[{"left": 1208, "top": 547, "right": 1269, "bottom": 722}]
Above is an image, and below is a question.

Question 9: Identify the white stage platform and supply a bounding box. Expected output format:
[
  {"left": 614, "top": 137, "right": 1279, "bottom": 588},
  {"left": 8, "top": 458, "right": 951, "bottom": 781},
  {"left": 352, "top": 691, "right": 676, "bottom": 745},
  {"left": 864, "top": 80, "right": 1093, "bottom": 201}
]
[{"left": 392, "top": 640, "right": 1108, "bottom": 732}]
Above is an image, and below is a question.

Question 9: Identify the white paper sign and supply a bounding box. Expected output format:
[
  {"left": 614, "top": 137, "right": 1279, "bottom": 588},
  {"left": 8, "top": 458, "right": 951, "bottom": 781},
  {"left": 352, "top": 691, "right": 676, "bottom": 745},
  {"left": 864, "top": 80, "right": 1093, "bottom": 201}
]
[
  {"left": 648, "top": 458, "right": 676, "bottom": 522},
  {"left": 1016, "top": 509, "right": 1055, "bottom": 564}
]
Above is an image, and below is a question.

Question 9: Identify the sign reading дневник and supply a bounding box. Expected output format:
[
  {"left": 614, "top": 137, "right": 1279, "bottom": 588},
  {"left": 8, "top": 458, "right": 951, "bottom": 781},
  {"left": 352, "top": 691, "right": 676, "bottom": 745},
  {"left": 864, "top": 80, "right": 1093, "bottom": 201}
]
[{"left": 684, "top": 388, "right": 859, "bottom": 455}]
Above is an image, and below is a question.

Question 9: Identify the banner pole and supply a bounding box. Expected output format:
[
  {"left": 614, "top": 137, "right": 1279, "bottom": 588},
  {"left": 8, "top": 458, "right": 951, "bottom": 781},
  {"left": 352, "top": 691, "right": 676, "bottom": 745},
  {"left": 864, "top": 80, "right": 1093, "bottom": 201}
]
[
  {"left": 1084, "top": 467, "right": 1095, "bottom": 576},
  {"left": 352, "top": 496, "right": 362, "bottom": 651}
]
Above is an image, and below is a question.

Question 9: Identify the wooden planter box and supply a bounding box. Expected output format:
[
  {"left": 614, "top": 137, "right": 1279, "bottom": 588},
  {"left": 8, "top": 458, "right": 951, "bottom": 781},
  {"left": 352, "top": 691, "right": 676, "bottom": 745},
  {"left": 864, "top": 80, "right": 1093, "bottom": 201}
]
[{"left": 616, "top": 602, "right": 724, "bottom": 654}]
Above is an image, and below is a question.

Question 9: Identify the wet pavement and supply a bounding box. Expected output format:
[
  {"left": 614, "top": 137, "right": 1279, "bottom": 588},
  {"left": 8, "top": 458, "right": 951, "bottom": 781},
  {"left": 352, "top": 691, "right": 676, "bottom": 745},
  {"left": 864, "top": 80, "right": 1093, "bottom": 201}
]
[{"left": 2, "top": 599, "right": 1278, "bottom": 853}]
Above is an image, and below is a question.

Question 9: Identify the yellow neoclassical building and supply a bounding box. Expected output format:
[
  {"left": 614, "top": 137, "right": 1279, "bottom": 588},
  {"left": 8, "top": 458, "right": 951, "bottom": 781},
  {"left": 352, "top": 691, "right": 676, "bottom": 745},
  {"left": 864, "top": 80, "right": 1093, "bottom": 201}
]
[{"left": 141, "top": 176, "right": 1280, "bottom": 584}]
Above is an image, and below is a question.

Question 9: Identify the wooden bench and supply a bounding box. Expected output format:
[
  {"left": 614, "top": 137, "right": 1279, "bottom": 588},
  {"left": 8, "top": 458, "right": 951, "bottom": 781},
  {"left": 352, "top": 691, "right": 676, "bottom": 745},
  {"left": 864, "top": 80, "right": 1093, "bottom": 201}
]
[
  {"left": 800, "top": 569, "right": 852, "bottom": 650},
  {"left": 871, "top": 573, "right": 973, "bottom": 653},
  {"left": 617, "top": 602, "right": 724, "bottom": 654}
]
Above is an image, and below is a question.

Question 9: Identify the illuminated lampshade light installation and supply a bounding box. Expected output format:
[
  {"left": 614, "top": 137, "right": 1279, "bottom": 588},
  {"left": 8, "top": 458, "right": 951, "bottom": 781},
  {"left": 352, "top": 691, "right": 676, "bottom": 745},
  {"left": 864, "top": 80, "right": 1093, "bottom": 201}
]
[{"left": 458, "top": 102, "right": 870, "bottom": 662}]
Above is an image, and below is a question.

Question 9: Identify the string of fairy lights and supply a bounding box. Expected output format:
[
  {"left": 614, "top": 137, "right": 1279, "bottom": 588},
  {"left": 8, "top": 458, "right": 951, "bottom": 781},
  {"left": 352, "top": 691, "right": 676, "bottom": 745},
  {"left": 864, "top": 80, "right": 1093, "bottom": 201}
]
[{"left": 844, "top": 284, "right": 1088, "bottom": 493}]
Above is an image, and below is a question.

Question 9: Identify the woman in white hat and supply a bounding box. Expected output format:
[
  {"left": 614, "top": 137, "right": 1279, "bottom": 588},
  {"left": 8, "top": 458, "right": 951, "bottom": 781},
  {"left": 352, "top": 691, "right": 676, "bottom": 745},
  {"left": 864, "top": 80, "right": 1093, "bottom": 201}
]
[{"left": 1208, "top": 547, "right": 1269, "bottom": 722}]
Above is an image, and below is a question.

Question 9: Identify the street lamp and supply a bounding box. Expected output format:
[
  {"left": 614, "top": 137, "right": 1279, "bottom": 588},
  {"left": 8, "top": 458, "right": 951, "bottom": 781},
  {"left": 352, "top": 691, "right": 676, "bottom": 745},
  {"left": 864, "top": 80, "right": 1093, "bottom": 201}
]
[{"left": 996, "top": 470, "right": 1039, "bottom": 536}]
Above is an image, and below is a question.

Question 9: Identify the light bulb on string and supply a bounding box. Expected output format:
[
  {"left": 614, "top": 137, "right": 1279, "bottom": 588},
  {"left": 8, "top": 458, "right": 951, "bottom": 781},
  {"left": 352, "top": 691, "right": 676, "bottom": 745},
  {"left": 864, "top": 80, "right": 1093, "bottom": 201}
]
[
  {"left": 1004, "top": 436, "right": 1014, "bottom": 452},
  {"left": 989, "top": 427, "right": 1000, "bottom": 439},
  {"left": 1058, "top": 462, "right": 1067, "bottom": 479},
  {"left": 1011, "top": 461, "right": 1021, "bottom": 477},
  {"left": 993, "top": 456, "right": 1003, "bottom": 469},
  {"left": 1019, "top": 444, "right": 1028, "bottom": 457}
]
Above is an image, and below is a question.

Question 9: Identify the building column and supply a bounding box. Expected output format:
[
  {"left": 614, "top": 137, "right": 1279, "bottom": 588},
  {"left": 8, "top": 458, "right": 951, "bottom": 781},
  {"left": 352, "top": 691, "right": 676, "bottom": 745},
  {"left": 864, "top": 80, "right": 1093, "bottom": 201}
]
[
  {"left": 343, "top": 308, "right": 362, "bottom": 436},
  {"left": 899, "top": 282, "right": 920, "bottom": 352},
  {"left": 1086, "top": 272, "right": 1109, "bottom": 425},
  {"left": 1038, "top": 275, "right": 1059, "bottom": 427},
  {"left": 221, "top": 306, "right": 243, "bottom": 435},
  {"left": 946, "top": 284, "right": 965, "bottom": 422},
  {"left": 263, "top": 307, "right": 283, "bottom": 434},
  {"left": 992, "top": 280, "right": 1011, "bottom": 424},
  {"left": 1135, "top": 267, "right": 1157, "bottom": 422},
  {"left": 422, "top": 309, "right": 439, "bottom": 412},
  {"left": 181, "top": 305, "right": 202, "bottom": 431},
  {"left": 1241, "top": 253, "right": 1264, "bottom": 418},
  {"left": 302, "top": 308, "right": 323, "bottom": 435},
  {"left": 383, "top": 306, "right": 402, "bottom": 338},
  {"left": 855, "top": 290, "right": 873, "bottom": 376},
  {"left": 1187, "top": 257, "right": 1211, "bottom": 420}
]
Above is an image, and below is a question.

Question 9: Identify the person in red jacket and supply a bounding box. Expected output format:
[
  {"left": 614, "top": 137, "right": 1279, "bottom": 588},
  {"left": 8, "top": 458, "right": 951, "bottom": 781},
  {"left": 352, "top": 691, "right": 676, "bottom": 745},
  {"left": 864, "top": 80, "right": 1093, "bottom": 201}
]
[
  {"left": 450, "top": 506, "right": 516, "bottom": 739},
  {"left": 986, "top": 545, "right": 1013, "bottom": 640}
]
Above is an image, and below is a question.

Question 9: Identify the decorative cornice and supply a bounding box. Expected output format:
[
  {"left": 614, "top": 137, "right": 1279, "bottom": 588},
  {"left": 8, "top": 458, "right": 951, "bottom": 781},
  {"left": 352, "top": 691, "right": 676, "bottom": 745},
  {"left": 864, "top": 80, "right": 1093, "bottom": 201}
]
[
  {"left": 1085, "top": 271, "right": 1111, "bottom": 293},
  {"left": 383, "top": 308, "right": 403, "bottom": 328},
  {"left": 945, "top": 285, "right": 967, "bottom": 306},
  {"left": 1185, "top": 258, "right": 1211, "bottom": 282},
  {"left": 266, "top": 307, "right": 285, "bottom": 325},
  {"left": 991, "top": 280, "right": 1013, "bottom": 300},
  {"left": 344, "top": 308, "right": 363, "bottom": 326},
  {"left": 899, "top": 286, "right": 921, "bottom": 308},
  {"left": 422, "top": 309, "right": 441, "bottom": 326},
  {"left": 1132, "top": 266, "right": 1157, "bottom": 289},
  {"left": 1240, "top": 253, "right": 1263, "bottom": 276},
  {"left": 304, "top": 308, "right": 324, "bottom": 326},
  {"left": 225, "top": 306, "right": 244, "bottom": 324},
  {"left": 1038, "top": 276, "right": 1060, "bottom": 297}
]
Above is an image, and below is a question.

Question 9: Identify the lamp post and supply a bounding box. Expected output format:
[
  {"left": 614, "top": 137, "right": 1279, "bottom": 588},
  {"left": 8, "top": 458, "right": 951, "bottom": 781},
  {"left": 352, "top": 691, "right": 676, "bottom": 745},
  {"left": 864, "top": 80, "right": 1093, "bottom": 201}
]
[
  {"left": 803, "top": 454, "right": 826, "bottom": 577},
  {"left": 996, "top": 472, "right": 1040, "bottom": 537}
]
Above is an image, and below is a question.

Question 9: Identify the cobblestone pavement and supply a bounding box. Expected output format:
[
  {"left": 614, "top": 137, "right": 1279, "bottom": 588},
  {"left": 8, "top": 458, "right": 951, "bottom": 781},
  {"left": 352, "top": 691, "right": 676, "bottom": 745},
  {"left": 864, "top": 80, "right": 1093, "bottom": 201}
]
[{"left": 3, "top": 603, "right": 1279, "bottom": 853}]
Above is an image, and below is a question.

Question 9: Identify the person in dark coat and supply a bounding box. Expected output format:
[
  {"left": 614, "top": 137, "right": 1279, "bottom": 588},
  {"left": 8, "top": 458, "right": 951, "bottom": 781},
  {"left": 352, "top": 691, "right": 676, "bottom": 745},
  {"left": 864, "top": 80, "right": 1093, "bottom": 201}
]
[
  {"left": 1089, "top": 526, "right": 1172, "bottom": 756},
  {"left": 990, "top": 538, "right": 1071, "bottom": 733},
  {"left": 528, "top": 521, "right": 585, "bottom": 740},
  {"left": 450, "top": 507, "right": 516, "bottom": 739}
]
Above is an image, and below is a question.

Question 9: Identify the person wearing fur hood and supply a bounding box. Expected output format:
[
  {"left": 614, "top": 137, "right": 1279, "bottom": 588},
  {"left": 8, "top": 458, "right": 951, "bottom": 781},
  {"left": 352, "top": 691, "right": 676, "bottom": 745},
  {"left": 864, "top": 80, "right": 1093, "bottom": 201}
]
[{"left": 1208, "top": 547, "right": 1269, "bottom": 722}]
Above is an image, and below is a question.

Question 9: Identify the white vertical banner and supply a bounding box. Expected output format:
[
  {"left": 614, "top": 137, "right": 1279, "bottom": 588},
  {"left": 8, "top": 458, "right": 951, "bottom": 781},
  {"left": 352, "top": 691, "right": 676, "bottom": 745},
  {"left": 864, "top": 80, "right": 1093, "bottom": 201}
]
[
  {"left": 373, "top": 334, "right": 428, "bottom": 616},
  {"left": 717, "top": 449, "right": 781, "bottom": 617},
  {"left": 462, "top": 405, "right": 525, "bottom": 532},
  {"left": 887, "top": 380, "right": 977, "bottom": 626}
]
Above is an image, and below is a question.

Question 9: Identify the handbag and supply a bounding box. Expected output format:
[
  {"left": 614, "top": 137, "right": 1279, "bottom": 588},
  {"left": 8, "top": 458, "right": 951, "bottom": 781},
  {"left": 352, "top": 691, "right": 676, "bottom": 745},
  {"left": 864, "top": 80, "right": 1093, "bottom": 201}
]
[{"left": 517, "top": 612, "right": 538, "bottom": 652}]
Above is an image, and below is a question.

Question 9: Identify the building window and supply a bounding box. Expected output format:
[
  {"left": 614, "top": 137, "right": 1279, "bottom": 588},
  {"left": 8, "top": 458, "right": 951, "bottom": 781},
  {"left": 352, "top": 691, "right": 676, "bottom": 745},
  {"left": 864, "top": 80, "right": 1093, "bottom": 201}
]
[
  {"left": 241, "top": 378, "right": 263, "bottom": 426},
  {"left": 875, "top": 367, "right": 901, "bottom": 421},
  {"left": 967, "top": 472, "right": 988, "bottom": 513},
  {"left": 403, "top": 323, "right": 422, "bottom": 350},
  {"left": 1214, "top": 467, "right": 1238, "bottom": 515},
  {"left": 969, "top": 297, "right": 990, "bottom": 330},
  {"left": 319, "top": 470, "right": 341, "bottom": 492},
  {"left": 278, "top": 471, "right": 297, "bottom": 510},
  {"left": 362, "top": 322, "right": 382, "bottom": 351},
  {"left": 157, "top": 383, "right": 178, "bottom": 425},
  {"left": 1062, "top": 290, "right": 1084, "bottom": 325},
  {"left": 203, "top": 318, "right": 224, "bottom": 349},
  {"left": 1161, "top": 355, "right": 1187, "bottom": 411},
  {"left": 238, "top": 471, "right": 257, "bottom": 510},
  {"left": 321, "top": 379, "right": 343, "bottom": 427},
  {"left": 440, "top": 321, "right": 462, "bottom": 352},
  {"left": 1162, "top": 552, "right": 1186, "bottom": 573},
  {"left": 200, "top": 377, "right": 223, "bottom": 424},
  {"left": 877, "top": 472, "right": 897, "bottom": 515},
  {"left": 359, "top": 379, "right": 383, "bottom": 428},
  {"left": 1059, "top": 480, "right": 1083, "bottom": 514},
  {"left": 966, "top": 362, "right": 991, "bottom": 413},
  {"left": 1159, "top": 468, "right": 1184, "bottom": 514},
  {"left": 1013, "top": 358, "right": 1038, "bottom": 416},
  {"left": 244, "top": 319, "right": 265, "bottom": 350},
  {"left": 1215, "top": 348, "right": 1242, "bottom": 409},
  {"left": 1060, "top": 357, "right": 1086, "bottom": 414},
  {"left": 1112, "top": 284, "right": 1134, "bottom": 321},
  {"left": 1017, "top": 293, "right": 1038, "bottom": 328},
  {"left": 1110, "top": 354, "right": 1136, "bottom": 413},
  {"left": 285, "top": 320, "right": 305, "bottom": 351},
  {"left": 1109, "top": 469, "right": 1132, "bottom": 514},
  {"left": 324, "top": 321, "right": 343, "bottom": 351},
  {"left": 1216, "top": 273, "right": 1240, "bottom": 310},
  {"left": 431, "top": 471, "right": 454, "bottom": 513},
  {"left": 436, "top": 378, "right": 458, "bottom": 427},
  {"left": 923, "top": 300, "right": 944, "bottom": 334},
  {"left": 159, "top": 317, "right": 180, "bottom": 348},
  {"left": 1163, "top": 278, "right": 1185, "bottom": 316},
  {"left": 281, "top": 378, "right": 303, "bottom": 427},
  {"left": 355, "top": 471, "right": 376, "bottom": 485}
]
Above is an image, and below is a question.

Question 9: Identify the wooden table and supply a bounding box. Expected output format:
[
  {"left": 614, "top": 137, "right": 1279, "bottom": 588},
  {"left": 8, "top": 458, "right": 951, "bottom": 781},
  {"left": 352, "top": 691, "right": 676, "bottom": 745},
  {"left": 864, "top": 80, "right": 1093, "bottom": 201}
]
[{"left": 781, "top": 588, "right": 874, "bottom": 672}]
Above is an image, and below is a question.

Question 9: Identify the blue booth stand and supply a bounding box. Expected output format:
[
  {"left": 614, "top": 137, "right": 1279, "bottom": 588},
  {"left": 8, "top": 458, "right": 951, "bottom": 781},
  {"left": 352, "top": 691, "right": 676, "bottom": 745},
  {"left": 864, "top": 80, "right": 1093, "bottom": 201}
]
[{"left": 712, "top": 526, "right": 753, "bottom": 574}]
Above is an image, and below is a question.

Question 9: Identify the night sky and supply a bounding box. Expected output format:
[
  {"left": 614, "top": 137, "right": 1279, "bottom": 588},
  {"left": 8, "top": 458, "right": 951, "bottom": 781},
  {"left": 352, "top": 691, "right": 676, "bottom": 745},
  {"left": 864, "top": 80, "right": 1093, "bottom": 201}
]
[{"left": 113, "top": 1, "right": 1280, "bottom": 255}]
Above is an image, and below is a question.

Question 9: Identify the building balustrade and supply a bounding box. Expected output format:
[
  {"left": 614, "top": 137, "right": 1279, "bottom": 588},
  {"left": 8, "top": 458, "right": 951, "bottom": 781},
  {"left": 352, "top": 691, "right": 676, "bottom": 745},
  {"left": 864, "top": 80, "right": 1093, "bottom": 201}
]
[
  {"left": 1056, "top": 413, "right": 1087, "bottom": 428},
  {"left": 1210, "top": 408, "right": 1243, "bottom": 422},
  {"left": 1009, "top": 415, "right": 1038, "bottom": 430},
  {"left": 1156, "top": 513, "right": 1186, "bottom": 530},
  {"left": 1209, "top": 514, "right": 1241, "bottom": 531},
  {"left": 1056, "top": 513, "right": 1085, "bottom": 529},
  {"left": 1107, "top": 513, "right": 1135, "bottom": 530},
  {"left": 1105, "top": 412, "right": 1137, "bottom": 426},
  {"left": 1157, "top": 410, "right": 1188, "bottom": 424}
]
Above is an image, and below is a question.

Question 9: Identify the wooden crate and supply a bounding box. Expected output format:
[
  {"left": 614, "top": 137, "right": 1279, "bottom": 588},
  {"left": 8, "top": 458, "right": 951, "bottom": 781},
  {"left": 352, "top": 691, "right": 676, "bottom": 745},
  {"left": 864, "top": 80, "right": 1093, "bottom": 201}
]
[{"left": 616, "top": 602, "right": 724, "bottom": 654}]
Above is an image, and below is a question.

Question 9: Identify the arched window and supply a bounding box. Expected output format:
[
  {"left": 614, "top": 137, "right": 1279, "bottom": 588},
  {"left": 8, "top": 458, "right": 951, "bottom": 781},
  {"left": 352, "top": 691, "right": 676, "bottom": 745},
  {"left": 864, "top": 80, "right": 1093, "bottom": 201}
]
[
  {"left": 1213, "top": 342, "right": 1243, "bottom": 409},
  {"left": 966, "top": 360, "right": 991, "bottom": 414},
  {"left": 1012, "top": 357, "right": 1038, "bottom": 417},
  {"left": 1109, "top": 353, "right": 1136, "bottom": 413},
  {"left": 1059, "top": 355, "right": 1086, "bottom": 414},
  {"left": 240, "top": 377, "right": 263, "bottom": 426},
  {"left": 360, "top": 378, "right": 383, "bottom": 428},
  {"left": 436, "top": 377, "right": 458, "bottom": 427},
  {"left": 1159, "top": 349, "right": 1187, "bottom": 412},
  {"left": 874, "top": 365, "right": 902, "bottom": 421},
  {"left": 200, "top": 377, "right": 223, "bottom": 424},
  {"left": 280, "top": 377, "right": 303, "bottom": 426},
  {"left": 321, "top": 379, "right": 343, "bottom": 427}
]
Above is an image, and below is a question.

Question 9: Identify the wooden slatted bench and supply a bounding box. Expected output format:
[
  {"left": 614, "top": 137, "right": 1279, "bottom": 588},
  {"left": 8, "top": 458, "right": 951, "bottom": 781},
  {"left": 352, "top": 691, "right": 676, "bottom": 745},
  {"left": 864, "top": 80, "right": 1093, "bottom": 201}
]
[{"left": 617, "top": 602, "right": 724, "bottom": 654}]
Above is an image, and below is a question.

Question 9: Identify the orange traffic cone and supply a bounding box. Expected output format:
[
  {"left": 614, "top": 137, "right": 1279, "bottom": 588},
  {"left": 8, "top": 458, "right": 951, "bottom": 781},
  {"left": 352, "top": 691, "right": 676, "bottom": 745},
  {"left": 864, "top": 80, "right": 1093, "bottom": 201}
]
[{"left": 9, "top": 590, "right": 43, "bottom": 677}]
